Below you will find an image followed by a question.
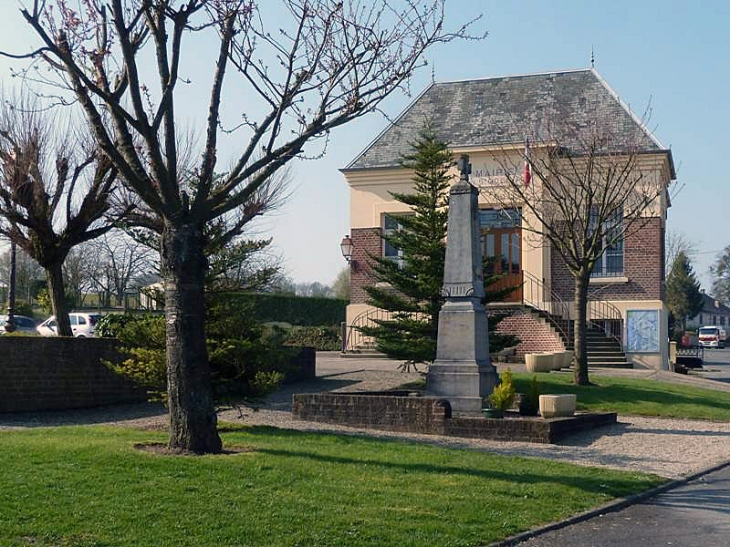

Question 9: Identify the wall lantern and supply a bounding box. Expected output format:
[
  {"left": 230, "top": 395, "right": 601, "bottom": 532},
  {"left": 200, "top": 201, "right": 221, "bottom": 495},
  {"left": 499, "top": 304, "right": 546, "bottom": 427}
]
[{"left": 339, "top": 235, "right": 353, "bottom": 262}]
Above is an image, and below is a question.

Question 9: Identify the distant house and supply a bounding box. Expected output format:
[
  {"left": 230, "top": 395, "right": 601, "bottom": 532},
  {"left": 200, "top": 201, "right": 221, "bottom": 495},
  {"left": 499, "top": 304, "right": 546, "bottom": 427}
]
[
  {"left": 340, "top": 68, "right": 675, "bottom": 369},
  {"left": 686, "top": 292, "right": 730, "bottom": 331}
]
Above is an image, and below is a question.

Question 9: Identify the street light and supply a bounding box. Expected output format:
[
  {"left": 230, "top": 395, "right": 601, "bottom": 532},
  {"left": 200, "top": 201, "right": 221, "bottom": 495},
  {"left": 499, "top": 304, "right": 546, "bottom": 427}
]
[{"left": 339, "top": 235, "right": 353, "bottom": 262}]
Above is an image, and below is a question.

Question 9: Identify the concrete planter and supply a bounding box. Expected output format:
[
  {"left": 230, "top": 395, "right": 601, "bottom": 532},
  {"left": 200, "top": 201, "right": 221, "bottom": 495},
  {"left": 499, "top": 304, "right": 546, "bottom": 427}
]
[
  {"left": 525, "top": 352, "right": 555, "bottom": 373},
  {"left": 561, "top": 350, "right": 574, "bottom": 370},
  {"left": 539, "top": 394, "right": 577, "bottom": 418}
]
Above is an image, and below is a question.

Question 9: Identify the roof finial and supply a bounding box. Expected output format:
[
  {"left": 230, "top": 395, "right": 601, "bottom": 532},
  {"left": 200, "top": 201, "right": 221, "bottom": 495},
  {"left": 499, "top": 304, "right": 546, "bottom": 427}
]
[
  {"left": 590, "top": 46, "right": 595, "bottom": 68},
  {"left": 431, "top": 60, "right": 436, "bottom": 84}
]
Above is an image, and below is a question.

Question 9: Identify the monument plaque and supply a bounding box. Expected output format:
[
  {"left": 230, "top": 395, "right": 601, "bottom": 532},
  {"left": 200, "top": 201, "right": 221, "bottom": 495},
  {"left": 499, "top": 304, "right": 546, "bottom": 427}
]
[{"left": 426, "top": 154, "right": 499, "bottom": 414}]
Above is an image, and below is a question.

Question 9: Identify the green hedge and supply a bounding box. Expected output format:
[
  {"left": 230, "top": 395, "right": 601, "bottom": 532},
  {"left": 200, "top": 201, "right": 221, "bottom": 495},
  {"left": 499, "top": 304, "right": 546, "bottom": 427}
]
[{"left": 215, "top": 293, "right": 347, "bottom": 327}]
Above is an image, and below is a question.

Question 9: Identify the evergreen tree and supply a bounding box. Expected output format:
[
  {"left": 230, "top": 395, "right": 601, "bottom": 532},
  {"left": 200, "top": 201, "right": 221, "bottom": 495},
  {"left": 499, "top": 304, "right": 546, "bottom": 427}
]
[
  {"left": 666, "top": 251, "right": 704, "bottom": 336},
  {"left": 361, "top": 124, "right": 517, "bottom": 369}
]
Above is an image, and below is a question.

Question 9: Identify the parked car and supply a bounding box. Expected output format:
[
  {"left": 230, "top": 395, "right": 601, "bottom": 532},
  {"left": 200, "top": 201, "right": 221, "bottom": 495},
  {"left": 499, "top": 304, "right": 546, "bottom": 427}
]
[
  {"left": 37, "top": 312, "right": 102, "bottom": 338},
  {"left": 0, "top": 314, "right": 39, "bottom": 335},
  {"left": 698, "top": 326, "right": 726, "bottom": 349}
]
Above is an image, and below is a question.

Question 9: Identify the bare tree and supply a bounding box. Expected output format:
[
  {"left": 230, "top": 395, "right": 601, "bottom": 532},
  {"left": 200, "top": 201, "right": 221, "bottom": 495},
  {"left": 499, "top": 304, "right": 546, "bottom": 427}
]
[
  {"left": 665, "top": 230, "right": 696, "bottom": 273},
  {"left": 83, "top": 231, "right": 156, "bottom": 306},
  {"left": 2, "top": 0, "right": 482, "bottom": 453},
  {"left": 488, "top": 120, "right": 668, "bottom": 385},
  {"left": 0, "top": 95, "right": 118, "bottom": 335}
]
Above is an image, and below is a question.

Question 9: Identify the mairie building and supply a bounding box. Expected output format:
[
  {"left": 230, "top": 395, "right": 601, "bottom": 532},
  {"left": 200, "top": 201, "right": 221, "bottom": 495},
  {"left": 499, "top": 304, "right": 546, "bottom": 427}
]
[{"left": 340, "top": 68, "right": 675, "bottom": 370}]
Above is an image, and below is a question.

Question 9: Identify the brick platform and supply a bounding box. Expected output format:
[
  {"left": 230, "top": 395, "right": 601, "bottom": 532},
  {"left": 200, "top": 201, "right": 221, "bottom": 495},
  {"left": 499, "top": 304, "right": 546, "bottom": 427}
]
[{"left": 292, "top": 392, "right": 616, "bottom": 444}]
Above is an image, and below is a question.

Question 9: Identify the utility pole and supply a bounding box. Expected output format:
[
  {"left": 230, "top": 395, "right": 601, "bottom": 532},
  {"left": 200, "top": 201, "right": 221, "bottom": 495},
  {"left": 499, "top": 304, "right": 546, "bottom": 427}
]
[{"left": 5, "top": 238, "right": 16, "bottom": 333}]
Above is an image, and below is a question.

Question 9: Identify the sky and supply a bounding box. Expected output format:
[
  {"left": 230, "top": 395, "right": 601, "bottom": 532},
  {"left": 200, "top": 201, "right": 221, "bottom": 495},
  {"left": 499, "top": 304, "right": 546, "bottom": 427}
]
[{"left": 0, "top": 0, "right": 728, "bottom": 290}]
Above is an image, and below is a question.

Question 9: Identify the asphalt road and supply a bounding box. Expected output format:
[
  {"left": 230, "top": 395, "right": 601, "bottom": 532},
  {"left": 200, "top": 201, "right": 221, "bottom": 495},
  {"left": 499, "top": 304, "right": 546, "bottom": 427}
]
[
  {"left": 515, "top": 464, "right": 730, "bottom": 547},
  {"left": 694, "top": 347, "right": 730, "bottom": 384}
]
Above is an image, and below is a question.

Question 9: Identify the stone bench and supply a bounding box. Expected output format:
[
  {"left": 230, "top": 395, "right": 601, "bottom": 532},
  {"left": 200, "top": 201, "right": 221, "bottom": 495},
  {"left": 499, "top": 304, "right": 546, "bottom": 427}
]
[{"left": 539, "top": 394, "right": 577, "bottom": 418}]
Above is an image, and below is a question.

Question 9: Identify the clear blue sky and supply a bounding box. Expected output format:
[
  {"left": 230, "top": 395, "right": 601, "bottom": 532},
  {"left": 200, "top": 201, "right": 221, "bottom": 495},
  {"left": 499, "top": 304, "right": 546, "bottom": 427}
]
[{"left": 1, "top": 1, "right": 728, "bottom": 290}]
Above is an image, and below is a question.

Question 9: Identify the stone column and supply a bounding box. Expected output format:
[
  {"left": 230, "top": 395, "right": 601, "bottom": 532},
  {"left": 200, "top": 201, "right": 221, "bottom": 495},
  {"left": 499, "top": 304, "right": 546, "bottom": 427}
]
[{"left": 426, "top": 154, "right": 498, "bottom": 414}]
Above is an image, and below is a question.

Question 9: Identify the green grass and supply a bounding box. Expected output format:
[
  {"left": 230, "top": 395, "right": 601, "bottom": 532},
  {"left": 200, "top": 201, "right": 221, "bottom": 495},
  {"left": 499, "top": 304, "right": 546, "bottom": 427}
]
[
  {"left": 0, "top": 426, "right": 664, "bottom": 547},
  {"left": 514, "top": 373, "right": 730, "bottom": 421}
]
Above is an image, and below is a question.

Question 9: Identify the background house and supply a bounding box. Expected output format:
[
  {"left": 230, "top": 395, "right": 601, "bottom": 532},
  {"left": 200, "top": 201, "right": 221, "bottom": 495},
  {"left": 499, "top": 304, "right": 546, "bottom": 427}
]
[
  {"left": 340, "top": 68, "right": 675, "bottom": 370},
  {"left": 686, "top": 292, "right": 730, "bottom": 332}
]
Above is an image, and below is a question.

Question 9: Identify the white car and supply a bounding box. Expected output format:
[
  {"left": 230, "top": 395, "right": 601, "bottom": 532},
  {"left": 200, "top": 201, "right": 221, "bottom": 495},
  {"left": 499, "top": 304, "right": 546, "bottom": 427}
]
[{"left": 37, "top": 312, "right": 102, "bottom": 338}]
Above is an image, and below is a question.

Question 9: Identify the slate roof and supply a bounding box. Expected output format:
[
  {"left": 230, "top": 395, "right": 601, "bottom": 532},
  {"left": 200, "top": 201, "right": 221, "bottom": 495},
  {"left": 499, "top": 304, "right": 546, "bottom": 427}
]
[{"left": 345, "top": 68, "right": 671, "bottom": 172}]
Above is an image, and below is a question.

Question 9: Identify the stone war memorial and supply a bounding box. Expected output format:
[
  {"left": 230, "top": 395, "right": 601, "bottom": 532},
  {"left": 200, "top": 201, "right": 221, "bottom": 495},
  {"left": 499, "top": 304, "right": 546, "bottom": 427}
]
[{"left": 425, "top": 154, "right": 499, "bottom": 414}]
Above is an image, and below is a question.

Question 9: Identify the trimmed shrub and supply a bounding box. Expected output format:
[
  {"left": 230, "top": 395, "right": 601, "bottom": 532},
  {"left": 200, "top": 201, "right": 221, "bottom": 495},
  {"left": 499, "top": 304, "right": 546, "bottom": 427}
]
[
  {"left": 218, "top": 292, "right": 346, "bottom": 326},
  {"left": 284, "top": 326, "right": 341, "bottom": 351}
]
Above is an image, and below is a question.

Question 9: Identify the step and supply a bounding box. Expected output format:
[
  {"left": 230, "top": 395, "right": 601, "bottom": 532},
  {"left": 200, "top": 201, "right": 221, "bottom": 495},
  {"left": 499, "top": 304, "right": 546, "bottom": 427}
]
[
  {"left": 588, "top": 362, "right": 634, "bottom": 369},
  {"left": 340, "top": 349, "right": 389, "bottom": 359}
]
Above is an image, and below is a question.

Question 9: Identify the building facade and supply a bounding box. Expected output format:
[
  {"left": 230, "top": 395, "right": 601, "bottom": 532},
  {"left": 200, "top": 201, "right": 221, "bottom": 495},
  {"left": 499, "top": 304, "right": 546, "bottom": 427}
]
[{"left": 341, "top": 69, "right": 675, "bottom": 370}]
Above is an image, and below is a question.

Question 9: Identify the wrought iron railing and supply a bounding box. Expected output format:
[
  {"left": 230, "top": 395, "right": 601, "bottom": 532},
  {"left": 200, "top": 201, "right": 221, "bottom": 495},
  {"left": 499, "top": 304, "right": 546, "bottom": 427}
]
[
  {"left": 341, "top": 307, "right": 393, "bottom": 353},
  {"left": 521, "top": 271, "right": 571, "bottom": 345},
  {"left": 586, "top": 298, "right": 623, "bottom": 346}
]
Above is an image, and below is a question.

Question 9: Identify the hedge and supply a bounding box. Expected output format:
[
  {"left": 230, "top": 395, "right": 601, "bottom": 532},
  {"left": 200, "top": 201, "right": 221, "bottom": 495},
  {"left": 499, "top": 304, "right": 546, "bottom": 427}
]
[{"left": 210, "top": 292, "right": 347, "bottom": 327}]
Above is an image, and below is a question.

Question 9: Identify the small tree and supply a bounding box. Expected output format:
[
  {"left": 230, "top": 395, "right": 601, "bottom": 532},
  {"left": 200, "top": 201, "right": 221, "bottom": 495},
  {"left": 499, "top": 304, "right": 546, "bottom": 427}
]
[
  {"left": 361, "top": 124, "right": 452, "bottom": 368},
  {"left": 0, "top": 97, "right": 119, "bottom": 335},
  {"left": 666, "top": 251, "right": 704, "bottom": 338},
  {"left": 332, "top": 268, "right": 350, "bottom": 301},
  {"left": 491, "top": 120, "right": 668, "bottom": 386}
]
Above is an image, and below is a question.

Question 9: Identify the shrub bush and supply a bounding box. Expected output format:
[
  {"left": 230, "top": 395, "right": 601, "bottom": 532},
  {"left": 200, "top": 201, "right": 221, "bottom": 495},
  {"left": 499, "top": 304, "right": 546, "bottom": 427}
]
[
  {"left": 284, "top": 325, "right": 341, "bottom": 351},
  {"left": 487, "top": 369, "right": 516, "bottom": 410},
  {"left": 219, "top": 292, "right": 346, "bottom": 326},
  {"left": 102, "top": 298, "right": 301, "bottom": 403},
  {"left": 518, "top": 375, "right": 541, "bottom": 416}
]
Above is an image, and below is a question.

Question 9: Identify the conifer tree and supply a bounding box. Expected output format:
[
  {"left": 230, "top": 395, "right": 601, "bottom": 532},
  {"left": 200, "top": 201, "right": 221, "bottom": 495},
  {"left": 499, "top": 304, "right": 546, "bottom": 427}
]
[
  {"left": 666, "top": 251, "right": 704, "bottom": 336},
  {"left": 361, "top": 124, "right": 517, "bottom": 369}
]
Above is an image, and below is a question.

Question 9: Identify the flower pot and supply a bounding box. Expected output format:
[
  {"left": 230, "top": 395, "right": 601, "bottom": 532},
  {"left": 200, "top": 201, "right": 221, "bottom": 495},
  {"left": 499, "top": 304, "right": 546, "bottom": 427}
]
[{"left": 482, "top": 408, "right": 505, "bottom": 419}]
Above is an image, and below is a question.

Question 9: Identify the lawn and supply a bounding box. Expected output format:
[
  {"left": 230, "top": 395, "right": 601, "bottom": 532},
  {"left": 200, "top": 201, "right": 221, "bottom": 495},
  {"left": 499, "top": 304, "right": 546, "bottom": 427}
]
[
  {"left": 0, "top": 425, "right": 664, "bottom": 547},
  {"left": 513, "top": 372, "right": 730, "bottom": 421}
]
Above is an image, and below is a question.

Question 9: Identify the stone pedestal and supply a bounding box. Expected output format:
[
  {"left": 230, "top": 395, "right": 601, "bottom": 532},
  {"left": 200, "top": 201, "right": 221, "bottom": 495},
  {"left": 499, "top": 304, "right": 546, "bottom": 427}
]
[{"left": 426, "top": 155, "right": 498, "bottom": 415}]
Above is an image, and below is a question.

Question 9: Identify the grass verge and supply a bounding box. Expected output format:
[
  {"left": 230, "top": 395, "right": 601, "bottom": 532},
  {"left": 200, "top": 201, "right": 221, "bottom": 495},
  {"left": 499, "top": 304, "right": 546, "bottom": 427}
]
[
  {"left": 514, "top": 373, "right": 730, "bottom": 421},
  {"left": 0, "top": 425, "right": 664, "bottom": 547}
]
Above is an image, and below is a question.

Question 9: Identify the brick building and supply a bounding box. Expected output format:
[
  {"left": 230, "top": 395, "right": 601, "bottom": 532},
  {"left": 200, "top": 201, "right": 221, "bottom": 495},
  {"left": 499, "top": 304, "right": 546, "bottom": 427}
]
[{"left": 340, "top": 69, "right": 675, "bottom": 369}]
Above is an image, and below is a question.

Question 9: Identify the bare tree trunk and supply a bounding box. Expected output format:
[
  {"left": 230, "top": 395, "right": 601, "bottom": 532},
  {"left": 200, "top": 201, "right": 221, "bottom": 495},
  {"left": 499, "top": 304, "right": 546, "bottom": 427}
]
[
  {"left": 573, "top": 273, "right": 591, "bottom": 386},
  {"left": 162, "top": 221, "right": 222, "bottom": 454},
  {"left": 46, "top": 261, "right": 72, "bottom": 336}
]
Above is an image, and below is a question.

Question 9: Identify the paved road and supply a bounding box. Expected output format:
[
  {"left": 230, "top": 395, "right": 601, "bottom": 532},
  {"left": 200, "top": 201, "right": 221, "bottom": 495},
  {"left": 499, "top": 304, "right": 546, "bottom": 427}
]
[
  {"left": 515, "top": 464, "right": 730, "bottom": 547},
  {"left": 696, "top": 347, "right": 730, "bottom": 384}
]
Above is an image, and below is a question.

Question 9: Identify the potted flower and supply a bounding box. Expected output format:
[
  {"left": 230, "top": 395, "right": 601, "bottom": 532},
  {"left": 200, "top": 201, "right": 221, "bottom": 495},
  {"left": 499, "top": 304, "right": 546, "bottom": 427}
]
[{"left": 483, "top": 369, "right": 516, "bottom": 418}]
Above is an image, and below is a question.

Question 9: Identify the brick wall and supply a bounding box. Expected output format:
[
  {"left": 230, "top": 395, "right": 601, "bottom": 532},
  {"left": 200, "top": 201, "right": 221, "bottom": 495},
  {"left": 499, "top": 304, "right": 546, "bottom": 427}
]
[
  {"left": 350, "top": 227, "right": 382, "bottom": 304},
  {"left": 292, "top": 392, "right": 450, "bottom": 434},
  {"left": 495, "top": 311, "right": 565, "bottom": 358},
  {"left": 0, "top": 338, "right": 146, "bottom": 413},
  {"left": 551, "top": 217, "right": 664, "bottom": 302},
  {"left": 292, "top": 392, "right": 617, "bottom": 443}
]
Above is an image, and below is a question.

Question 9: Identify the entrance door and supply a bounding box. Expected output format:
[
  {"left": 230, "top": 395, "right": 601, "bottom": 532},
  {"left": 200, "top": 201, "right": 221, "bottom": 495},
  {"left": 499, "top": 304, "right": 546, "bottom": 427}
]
[{"left": 482, "top": 227, "right": 523, "bottom": 302}]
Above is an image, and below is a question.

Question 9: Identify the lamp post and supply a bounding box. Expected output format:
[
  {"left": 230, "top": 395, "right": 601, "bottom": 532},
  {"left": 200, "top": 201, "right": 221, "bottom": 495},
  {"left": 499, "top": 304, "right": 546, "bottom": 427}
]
[{"left": 5, "top": 239, "right": 16, "bottom": 333}]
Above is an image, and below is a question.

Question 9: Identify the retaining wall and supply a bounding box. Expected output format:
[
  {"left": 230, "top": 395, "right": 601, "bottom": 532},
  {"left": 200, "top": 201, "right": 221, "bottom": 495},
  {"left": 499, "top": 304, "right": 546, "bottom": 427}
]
[{"left": 0, "top": 337, "right": 146, "bottom": 412}]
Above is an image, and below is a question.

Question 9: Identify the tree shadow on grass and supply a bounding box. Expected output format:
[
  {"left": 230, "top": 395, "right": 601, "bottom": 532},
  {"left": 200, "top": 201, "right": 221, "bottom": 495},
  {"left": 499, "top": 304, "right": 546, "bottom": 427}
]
[
  {"left": 253, "top": 445, "right": 664, "bottom": 497},
  {"left": 0, "top": 402, "right": 167, "bottom": 428}
]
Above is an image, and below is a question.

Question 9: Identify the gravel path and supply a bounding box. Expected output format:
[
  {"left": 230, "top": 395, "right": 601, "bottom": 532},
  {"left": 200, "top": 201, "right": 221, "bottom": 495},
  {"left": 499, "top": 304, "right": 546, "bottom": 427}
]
[{"left": 3, "top": 358, "right": 730, "bottom": 480}]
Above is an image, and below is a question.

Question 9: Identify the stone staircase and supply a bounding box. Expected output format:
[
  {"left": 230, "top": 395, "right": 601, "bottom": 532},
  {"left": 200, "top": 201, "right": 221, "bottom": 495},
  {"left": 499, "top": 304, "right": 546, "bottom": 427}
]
[{"left": 583, "top": 325, "right": 633, "bottom": 369}]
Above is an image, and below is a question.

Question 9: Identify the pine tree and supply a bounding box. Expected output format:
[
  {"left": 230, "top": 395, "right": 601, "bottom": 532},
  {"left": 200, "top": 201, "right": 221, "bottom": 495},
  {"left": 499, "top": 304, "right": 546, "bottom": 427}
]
[
  {"left": 361, "top": 124, "right": 517, "bottom": 369},
  {"left": 666, "top": 251, "right": 704, "bottom": 336}
]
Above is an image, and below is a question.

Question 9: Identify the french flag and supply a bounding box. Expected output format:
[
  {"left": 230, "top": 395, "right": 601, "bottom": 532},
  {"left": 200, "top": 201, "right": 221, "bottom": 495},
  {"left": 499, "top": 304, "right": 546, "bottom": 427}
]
[{"left": 523, "top": 138, "right": 532, "bottom": 188}]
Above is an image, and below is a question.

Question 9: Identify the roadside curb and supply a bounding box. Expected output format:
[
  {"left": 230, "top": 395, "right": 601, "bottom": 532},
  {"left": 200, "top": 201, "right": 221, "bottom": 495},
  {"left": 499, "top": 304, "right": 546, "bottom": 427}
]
[{"left": 487, "top": 458, "right": 730, "bottom": 546}]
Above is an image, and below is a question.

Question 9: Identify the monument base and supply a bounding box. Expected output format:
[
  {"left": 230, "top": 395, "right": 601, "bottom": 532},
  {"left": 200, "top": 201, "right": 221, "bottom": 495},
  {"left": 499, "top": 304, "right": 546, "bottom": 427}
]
[{"left": 426, "top": 361, "right": 499, "bottom": 415}]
